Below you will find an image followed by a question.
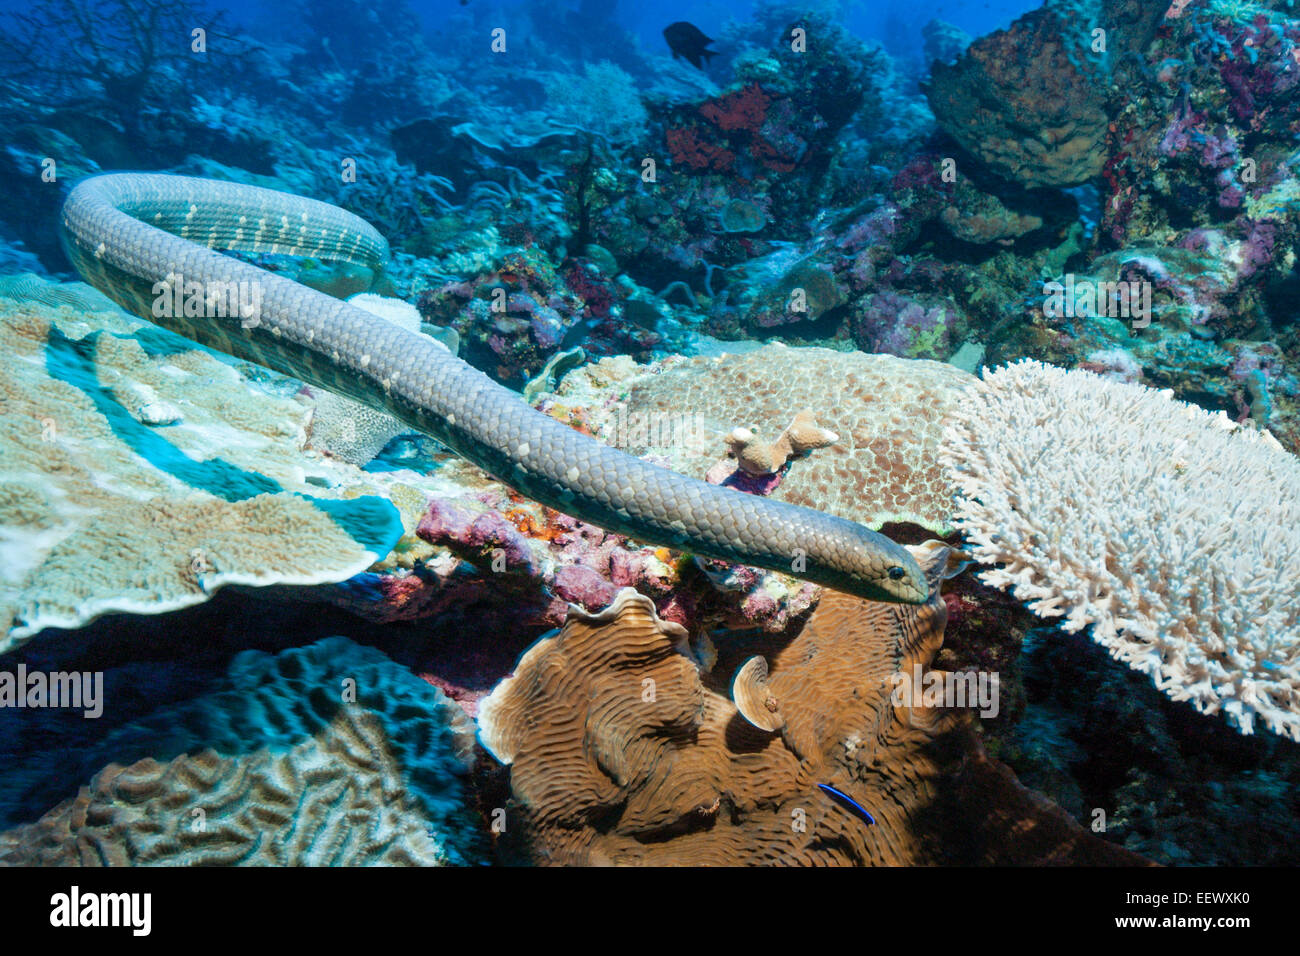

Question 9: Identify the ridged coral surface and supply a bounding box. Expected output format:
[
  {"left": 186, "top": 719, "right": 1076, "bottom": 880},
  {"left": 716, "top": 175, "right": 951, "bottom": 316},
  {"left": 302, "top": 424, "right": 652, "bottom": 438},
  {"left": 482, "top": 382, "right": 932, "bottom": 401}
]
[
  {"left": 0, "top": 295, "right": 403, "bottom": 651},
  {"left": 479, "top": 550, "right": 1143, "bottom": 865},
  {"left": 555, "top": 344, "right": 972, "bottom": 533},
  {"left": 0, "top": 637, "right": 484, "bottom": 865},
  {"left": 942, "top": 360, "right": 1300, "bottom": 740}
]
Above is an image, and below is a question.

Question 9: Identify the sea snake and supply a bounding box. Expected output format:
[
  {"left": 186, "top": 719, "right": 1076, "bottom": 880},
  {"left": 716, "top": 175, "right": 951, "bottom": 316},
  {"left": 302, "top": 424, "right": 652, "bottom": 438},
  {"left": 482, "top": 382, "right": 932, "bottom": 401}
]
[{"left": 59, "top": 173, "right": 927, "bottom": 604}]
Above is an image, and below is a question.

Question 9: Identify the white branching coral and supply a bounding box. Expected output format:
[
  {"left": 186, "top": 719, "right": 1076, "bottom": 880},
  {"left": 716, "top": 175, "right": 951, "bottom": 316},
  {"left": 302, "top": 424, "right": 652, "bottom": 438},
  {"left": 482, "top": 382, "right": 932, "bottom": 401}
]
[{"left": 941, "top": 360, "right": 1300, "bottom": 741}]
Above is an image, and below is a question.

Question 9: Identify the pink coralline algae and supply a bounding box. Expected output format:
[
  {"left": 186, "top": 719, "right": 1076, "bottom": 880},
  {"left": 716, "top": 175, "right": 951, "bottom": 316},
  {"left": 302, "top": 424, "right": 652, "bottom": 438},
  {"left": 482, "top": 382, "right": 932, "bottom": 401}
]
[
  {"left": 1211, "top": 14, "right": 1300, "bottom": 128},
  {"left": 704, "top": 457, "right": 787, "bottom": 496},
  {"left": 417, "top": 500, "right": 537, "bottom": 575},
  {"left": 835, "top": 203, "right": 905, "bottom": 255},
  {"left": 853, "top": 291, "right": 955, "bottom": 360},
  {"left": 1158, "top": 109, "right": 1246, "bottom": 208},
  {"left": 1159, "top": 111, "right": 1238, "bottom": 169},
  {"left": 1177, "top": 220, "right": 1277, "bottom": 286},
  {"left": 417, "top": 250, "right": 657, "bottom": 384},
  {"left": 1080, "top": 348, "right": 1143, "bottom": 386},
  {"left": 386, "top": 483, "right": 820, "bottom": 637}
]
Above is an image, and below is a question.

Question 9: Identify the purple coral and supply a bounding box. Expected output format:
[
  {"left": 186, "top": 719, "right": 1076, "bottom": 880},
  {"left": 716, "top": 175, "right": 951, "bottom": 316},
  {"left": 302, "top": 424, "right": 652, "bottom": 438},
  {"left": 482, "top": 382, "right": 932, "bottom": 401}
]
[
  {"left": 853, "top": 291, "right": 952, "bottom": 359},
  {"left": 416, "top": 500, "right": 536, "bottom": 574}
]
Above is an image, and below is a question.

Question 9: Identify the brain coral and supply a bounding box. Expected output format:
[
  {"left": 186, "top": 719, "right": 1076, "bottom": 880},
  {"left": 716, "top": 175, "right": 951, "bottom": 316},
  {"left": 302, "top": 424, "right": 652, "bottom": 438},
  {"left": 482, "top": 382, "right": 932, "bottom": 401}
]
[
  {"left": 0, "top": 637, "right": 485, "bottom": 865},
  {"left": 553, "top": 343, "right": 973, "bottom": 533},
  {"left": 0, "top": 297, "right": 403, "bottom": 652},
  {"left": 942, "top": 360, "right": 1300, "bottom": 741},
  {"left": 479, "top": 547, "right": 1144, "bottom": 865}
]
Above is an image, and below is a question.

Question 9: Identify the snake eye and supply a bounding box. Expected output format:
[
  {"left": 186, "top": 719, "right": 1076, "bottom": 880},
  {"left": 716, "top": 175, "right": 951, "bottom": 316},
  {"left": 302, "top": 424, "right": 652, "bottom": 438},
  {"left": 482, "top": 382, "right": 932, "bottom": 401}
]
[{"left": 887, "top": 566, "right": 906, "bottom": 580}]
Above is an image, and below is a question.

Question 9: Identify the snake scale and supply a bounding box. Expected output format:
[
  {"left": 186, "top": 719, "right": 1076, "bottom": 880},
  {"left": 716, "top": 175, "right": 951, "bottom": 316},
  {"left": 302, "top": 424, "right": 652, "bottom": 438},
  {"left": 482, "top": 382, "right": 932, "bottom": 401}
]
[{"left": 60, "top": 173, "right": 927, "bottom": 604}]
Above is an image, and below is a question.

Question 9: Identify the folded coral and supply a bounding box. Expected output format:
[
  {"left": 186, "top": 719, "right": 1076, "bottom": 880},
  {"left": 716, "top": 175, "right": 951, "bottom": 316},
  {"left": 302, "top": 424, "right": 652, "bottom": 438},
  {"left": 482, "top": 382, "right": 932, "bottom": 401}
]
[
  {"left": 479, "top": 547, "right": 1145, "bottom": 865},
  {"left": 0, "top": 637, "right": 485, "bottom": 865}
]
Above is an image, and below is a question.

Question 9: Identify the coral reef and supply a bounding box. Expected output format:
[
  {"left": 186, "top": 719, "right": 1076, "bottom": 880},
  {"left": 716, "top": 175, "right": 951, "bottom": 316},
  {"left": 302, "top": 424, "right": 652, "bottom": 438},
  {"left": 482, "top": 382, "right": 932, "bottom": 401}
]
[
  {"left": 479, "top": 549, "right": 1144, "bottom": 865},
  {"left": 927, "top": 3, "right": 1111, "bottom": 188},
  {"left": 416, "top": 247, "right": 658, "bottom": 387},
  {"left": 549, "top": 344, "right": 973, "bottom": 534},
  {"left": 0, "top": 0, "right": 1296, "bottom": 872},
  {"left": 396, "top": 461, "right": 821, "bottom": 639},
  {"left": 943, "top": 360, "right": 1300, "bottom": 740},
  {"left": 0, "top": 637, "right": 485, "bottom": 865},
  {"left": 0, "top": 296, "right": 403, "bottom": 651}
]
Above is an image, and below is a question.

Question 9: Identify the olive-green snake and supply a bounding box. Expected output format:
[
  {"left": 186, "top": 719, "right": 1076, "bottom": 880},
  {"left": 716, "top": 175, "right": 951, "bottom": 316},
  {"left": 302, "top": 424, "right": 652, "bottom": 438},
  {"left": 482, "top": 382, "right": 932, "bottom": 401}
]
[{"left": 60, "top": 173, "right": 926, "bottom": 603}]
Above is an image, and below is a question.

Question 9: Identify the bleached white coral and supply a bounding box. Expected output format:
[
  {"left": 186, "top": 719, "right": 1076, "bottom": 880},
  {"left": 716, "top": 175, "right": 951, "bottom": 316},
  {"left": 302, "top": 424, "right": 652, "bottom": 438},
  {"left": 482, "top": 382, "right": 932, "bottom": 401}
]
[{"left": 941, "top": 359, "right": 1300, "bottom": 741}]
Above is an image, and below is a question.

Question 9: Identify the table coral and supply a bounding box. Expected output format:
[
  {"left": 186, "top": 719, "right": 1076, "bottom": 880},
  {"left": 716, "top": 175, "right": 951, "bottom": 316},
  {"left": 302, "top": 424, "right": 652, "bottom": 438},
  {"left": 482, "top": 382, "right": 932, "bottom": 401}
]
[
  {"left": 0, "top": 297, "right": 403, "bottom": 653},
  {"left": 942, "top": 360, "right": 1300, "bottom": 741}
]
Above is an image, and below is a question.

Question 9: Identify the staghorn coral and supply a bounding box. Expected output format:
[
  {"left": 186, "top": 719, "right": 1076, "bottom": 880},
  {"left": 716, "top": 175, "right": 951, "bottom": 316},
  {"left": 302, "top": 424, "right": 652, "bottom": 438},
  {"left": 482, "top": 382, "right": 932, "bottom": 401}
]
[
  {"left": 0, "top": 637, "right": 485, "bottom": 865},
  {"left": 552, "top": 344, "right": 973, "bottom": 534},
  {"left": 479, "top": 548, "right": 1146, "bottom": 865},
  {"left": 942, "top": 360, "right": 1300, "bottom": 740},
  {"left": 0, "top": 298, "right": 403, "bottom": 652}
]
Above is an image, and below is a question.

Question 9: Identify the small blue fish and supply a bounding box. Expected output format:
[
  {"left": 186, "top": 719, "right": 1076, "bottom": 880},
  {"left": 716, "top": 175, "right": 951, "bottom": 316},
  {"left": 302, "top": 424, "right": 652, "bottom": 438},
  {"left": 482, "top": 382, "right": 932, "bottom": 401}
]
[{"left": 817, "top": 783, "right": 876, "bottom": 826}]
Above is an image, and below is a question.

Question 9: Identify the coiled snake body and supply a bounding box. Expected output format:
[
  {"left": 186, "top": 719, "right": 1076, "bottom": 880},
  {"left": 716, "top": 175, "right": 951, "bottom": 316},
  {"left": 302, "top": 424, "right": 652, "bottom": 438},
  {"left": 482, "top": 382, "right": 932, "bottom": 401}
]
[{"left": 60, "top": 174, "right": 926, "bottom": 603}]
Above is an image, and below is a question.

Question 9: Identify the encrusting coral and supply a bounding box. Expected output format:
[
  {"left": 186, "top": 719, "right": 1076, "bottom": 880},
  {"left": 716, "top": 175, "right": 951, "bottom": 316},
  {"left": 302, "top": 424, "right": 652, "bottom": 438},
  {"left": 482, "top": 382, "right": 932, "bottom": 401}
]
[
  {"left": 0, "top": 637, "right": 486, "bottom": 866},
  {"left": 942, "top": 360, "right": 1300, "bottom": 741},
  {"left": 478, "top": 545, "right": 1146, "bottom": 865},
  {"left": 549, "top": 343, "right": 974, "bottom": 534}
]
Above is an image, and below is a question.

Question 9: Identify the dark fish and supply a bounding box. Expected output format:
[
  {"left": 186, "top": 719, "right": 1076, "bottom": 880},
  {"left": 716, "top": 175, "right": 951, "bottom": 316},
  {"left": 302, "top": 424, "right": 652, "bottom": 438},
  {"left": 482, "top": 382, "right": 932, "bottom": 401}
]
[
  {"left": 817, "top": 783, "right": 876, "bottom": 825},
  {"left": 663, "top": 21, "right": 716, "bottom": 70}
]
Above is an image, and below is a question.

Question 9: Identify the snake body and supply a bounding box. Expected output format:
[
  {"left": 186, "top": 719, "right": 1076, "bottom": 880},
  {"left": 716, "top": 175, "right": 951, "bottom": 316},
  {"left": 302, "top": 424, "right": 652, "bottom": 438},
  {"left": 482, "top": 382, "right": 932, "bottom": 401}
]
[{"left": 60, "top": 173, "right": 926, "bottom": 604}]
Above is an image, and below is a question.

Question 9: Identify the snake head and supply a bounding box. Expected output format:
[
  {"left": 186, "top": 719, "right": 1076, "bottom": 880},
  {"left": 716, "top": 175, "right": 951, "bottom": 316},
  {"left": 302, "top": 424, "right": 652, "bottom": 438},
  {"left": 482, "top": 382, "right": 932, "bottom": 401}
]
[{"left": 843, "top": 533, "right": 930, "bottom": 604}]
